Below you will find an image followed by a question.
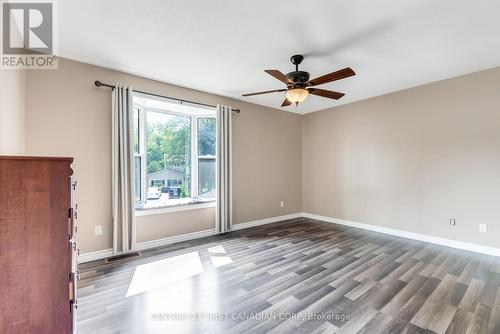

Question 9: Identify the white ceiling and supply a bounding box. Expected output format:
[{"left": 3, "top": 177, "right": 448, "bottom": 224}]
[{"left": 59, "top": 0, "right": 500, "bottom": 114}]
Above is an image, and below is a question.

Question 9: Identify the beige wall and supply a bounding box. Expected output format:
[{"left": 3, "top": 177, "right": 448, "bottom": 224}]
[
  {"left": 303, "top": 66, "right": 500, "bottom": 248},
  {"left": 25, "top": 58, "right": 302, "bottom": 253},
  {"left": 0, "top": 70, "right": 26, "bottom": 154},
  {"left": 137, "top": 207, "right": 215, "bottom": 243}
]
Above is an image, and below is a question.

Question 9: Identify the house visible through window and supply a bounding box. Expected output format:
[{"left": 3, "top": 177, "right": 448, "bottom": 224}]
[{"left": 133, "top": 94, "right": 216, "bottom": 210}]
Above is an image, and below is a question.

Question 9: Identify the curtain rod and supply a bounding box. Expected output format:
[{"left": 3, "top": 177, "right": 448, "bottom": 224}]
[{"left": 94, "top": 81, "right": 240, "bottom": 113}]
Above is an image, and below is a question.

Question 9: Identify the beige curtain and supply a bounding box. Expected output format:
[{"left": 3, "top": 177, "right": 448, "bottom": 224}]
[
  {"left": 112, "top": 85, "right": 136, "bottom": 254},
  {"left": 216, "top": 105, "right": 233, "bottom": 233}
]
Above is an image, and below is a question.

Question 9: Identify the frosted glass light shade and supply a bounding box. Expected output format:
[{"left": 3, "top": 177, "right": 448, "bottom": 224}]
[{"left": 285, "top": 88, "right": 309, "bottom": 104}]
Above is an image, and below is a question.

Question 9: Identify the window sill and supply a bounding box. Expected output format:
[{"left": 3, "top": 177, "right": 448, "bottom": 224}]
[{"left": 135, "top": 201, "right": 216, "bottom": 216}]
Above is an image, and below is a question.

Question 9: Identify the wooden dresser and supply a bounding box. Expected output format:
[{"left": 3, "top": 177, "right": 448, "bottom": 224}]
[{"left": 0, "top": 156, "right": 78, "bottom": 334}]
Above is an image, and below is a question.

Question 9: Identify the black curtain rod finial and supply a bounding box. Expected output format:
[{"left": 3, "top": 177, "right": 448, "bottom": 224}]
[{"left": 95, "top": 80, "right": 115, "bottom": 89}]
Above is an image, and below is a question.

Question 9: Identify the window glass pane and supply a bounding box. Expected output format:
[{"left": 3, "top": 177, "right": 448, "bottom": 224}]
[
  {"left": 197, "top": 118, "right": 216, "bottom": 156},
  {"left": 145, "top": 111, "right": 191, "bottom": 208},
  {"left": 134, "top": 156, "right": 141, "bottom": 203},
  {"left": 198, "top": 158, "right": 216, "bottom": 198},
  {"left": 133, "top": 108, "right": 140, "bottom": 154}
]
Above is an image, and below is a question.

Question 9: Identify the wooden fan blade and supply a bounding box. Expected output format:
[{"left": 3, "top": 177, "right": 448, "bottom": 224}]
[
  {"left": 242, "top": 88, "right": 287, "bottom": 97},
  {"left": 265, "top": 70, "right": 292, "bottom": 84},
  {"left": 281, "top": 98, "right": 292, "bottom": 107},
  {"left": 306, "top": 67, "right": 355, "bottom": 86},
  {"left": 308, "top": 88, "right": 345, "bottom": 100}
]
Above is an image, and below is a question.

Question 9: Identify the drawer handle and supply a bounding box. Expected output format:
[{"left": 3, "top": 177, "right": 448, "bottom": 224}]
[{"left": 68, "top": 273, "right": 76, "bottom": 302}]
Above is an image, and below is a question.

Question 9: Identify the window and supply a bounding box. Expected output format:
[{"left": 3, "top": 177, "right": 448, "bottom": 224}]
[
  {"left": 133, "top": 107, "right": 142, "bottom": 203},
  {"left": 150, "top": 179, "right": 166, "bottom": 187},
  {"left": 197, "top": 118, "right": 216, "bottom": 198},
  {"left": 134, "top": 95, "right": 216, "bottom": 210}
]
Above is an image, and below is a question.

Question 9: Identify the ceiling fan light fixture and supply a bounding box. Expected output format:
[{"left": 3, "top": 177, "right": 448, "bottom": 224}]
[
  {"left": 241, "top": 55, "right": 355, "bottom": 107},
  {"left": 286, "top": 88, "right": 309, "bottom": 105}
]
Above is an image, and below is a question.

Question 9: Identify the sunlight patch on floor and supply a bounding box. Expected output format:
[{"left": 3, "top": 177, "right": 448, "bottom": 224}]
[
  {"left": 208, "top": 245, "right": 232, "bottom": 268},
  {"left": 126, "top": 251, "right": 204, "bottom": 297},
  {"left": 207, "top": 245, "right": 227, "bottom": 254},
  {"left": 210, "top": 256, "right": 233, "bottom": 268}
]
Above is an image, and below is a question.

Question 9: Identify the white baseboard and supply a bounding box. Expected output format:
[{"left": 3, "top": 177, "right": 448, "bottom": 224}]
[
  {"left": 302, "top": 212, "right": 500, "bottom": 257},
  {"left": 78, "top": 248, "right": 113, "bottom": 263},
  {"left": 80, "top": 212, "right": 498, "bottom": 262},
  {"left": 233, "top": 213, "right": 302, "bottom": 231},
  {"left": 77, "top": 213, "right": 301, "bottom": 262},
  {"left": 127, "top": 213, "right": 303, "bottom": 251},
  {"left": 136, "top": 229, "right": 216, "bottom": 251}
]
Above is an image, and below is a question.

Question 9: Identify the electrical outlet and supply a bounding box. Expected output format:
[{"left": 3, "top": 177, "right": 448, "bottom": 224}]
[
  {"left": 479, "top": 223, "right": 487, "bottom": 233},
  {"left": 449, "top": 219, "right": 456, "bottom": 226},
  {"left": 280, "top": 201, "right": 284, "bottom": 208},
  {"left": 95, "top": 225, "right": 103, "bottom": 236}
]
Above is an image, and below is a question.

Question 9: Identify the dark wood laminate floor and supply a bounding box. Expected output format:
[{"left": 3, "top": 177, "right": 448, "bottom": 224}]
[{"left": 77, "top": 218, "right": 500, "bottom": 334}]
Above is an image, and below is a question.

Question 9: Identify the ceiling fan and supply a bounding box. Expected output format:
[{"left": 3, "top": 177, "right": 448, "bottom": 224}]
[{"left": 242, "top": 55, "right": 356, "bottom": 107}]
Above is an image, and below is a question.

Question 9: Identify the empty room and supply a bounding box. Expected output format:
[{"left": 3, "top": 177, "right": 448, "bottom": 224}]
[{"left": 1, "top": 1, "right": 500, "bottom": 333}]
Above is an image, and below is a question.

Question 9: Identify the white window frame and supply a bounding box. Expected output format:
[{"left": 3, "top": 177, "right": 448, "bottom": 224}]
[
  {"left": 134, "top": 106, "right": 147, "bottom": 204},
  {"left": 134, "top": 103, "right": 216, "bottom": 212}
]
